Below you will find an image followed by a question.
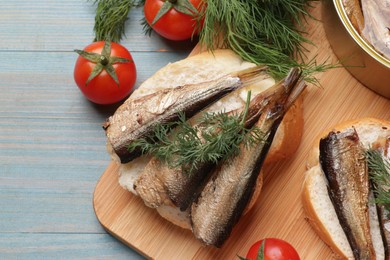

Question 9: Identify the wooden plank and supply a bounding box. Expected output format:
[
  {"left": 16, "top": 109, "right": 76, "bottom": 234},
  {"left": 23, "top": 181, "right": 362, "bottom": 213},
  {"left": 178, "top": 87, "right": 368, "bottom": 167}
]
[
  {"left": 0, "top": 0, "right": 197, "bottom": 52},
  {"left": 0, "top": 191, "right": 102, "bottom": 233},
  {"left": 1, "top": 0, "right": 195, "bottom": 257},
  {"left": 0, "top": 233, "right": 144, "bottom": 259},
  {"left": 0, "top": 48, "right": 189, "bottom": 257},
  {"left": 0, "top": 51, "right": 189, "bottom": 93},
  {"left": 93, "top": 3, "right": 390, "bottom": 259},
  {"left": 0, "top": 51, "right": 189, "bottom": 189}
]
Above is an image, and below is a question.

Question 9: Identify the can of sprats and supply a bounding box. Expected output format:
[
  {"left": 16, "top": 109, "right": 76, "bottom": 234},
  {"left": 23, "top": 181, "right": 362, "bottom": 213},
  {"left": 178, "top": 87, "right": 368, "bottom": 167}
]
[{"left": 322, "top": 0, "right": 390, "bottom": 98}]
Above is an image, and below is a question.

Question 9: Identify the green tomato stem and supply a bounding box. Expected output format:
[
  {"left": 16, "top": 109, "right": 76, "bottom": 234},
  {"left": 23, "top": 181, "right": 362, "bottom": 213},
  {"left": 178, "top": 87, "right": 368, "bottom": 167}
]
[{"left": 100, "top": 56, "right": 109, "bottom": 66}]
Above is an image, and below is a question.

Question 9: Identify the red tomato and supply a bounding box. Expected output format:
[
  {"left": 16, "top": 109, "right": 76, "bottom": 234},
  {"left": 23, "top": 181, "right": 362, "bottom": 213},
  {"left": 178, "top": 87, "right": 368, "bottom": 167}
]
[
  {"left": 246, "top": 238, "right": 300, "bottom": 260},
  {"left": 144, "top": 0, "right": 204, "bottom": 41},
  {"left": 74, "top": 41, "right": 136, "bottom": 105}
]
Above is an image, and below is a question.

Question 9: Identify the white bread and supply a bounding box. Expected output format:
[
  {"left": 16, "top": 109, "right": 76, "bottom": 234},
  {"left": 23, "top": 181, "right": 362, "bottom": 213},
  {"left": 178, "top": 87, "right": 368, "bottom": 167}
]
[
  {"left": 303, "top": 118, "right": 390, "bottom": 259},
  {"left": 110, "top": 49, "right": 304, "bottom": 229}
]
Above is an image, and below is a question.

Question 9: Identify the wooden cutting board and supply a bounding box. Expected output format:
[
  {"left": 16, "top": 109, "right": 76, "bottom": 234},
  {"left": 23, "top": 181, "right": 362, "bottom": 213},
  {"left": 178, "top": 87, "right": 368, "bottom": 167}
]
[{"left": 93, "top": 3, "right": 390, "bottom": 259}]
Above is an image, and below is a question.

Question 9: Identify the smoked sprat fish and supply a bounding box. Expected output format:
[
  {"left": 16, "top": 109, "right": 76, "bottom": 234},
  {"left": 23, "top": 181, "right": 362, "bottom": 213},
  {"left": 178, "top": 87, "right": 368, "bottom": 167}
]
[
  {"left": 134, "top": 67, "right": 303, "bottom": 212},
  {"left": 104, "top": 66, "right": 268, "bottom": 163},
  {"left": 134, "top": 86, "right": 271, "bottom": 211},
  {"left": 191, "top": 69, "right": 306, "bottom": 247},
  {"left": 319, "top": 128, "right": 375, "bottom": 259}
]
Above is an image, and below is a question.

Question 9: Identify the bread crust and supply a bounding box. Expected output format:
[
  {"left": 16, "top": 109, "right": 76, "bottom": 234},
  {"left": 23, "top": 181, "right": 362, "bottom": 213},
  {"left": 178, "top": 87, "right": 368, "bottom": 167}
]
[
  {"left": 302, "top": 167, "right": 352, "bottom": 259},
  {"left": 303, "top": 117, "right": 390, "bottom": 259},
  {"left": 265, "top": 93, "right": 304, "bottom": 165},
  {"left": 306, "top": 117, "right": 390, "bottom": 168}
]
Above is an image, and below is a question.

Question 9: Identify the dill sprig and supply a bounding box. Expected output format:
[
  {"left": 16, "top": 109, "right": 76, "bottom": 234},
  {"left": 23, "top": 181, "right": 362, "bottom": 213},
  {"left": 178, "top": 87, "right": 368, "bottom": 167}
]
[
  {"left": 128, "top": 92, "right": 264, "bottom": 173},
  {"left": 366, "top": 149, "right": 390, "bottom": 211},
  {"left": 198, "top": 0, "right": 332, "bottom": 83},
  {"left": 90, "top": 0, "right": 144, "bottom": 42}
]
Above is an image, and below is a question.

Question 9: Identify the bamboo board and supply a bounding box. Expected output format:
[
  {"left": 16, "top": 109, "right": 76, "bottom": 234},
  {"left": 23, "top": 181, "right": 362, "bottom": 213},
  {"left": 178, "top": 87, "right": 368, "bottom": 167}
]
[{"left": 93, "top": 3, "right": 390, "bottom": 259}]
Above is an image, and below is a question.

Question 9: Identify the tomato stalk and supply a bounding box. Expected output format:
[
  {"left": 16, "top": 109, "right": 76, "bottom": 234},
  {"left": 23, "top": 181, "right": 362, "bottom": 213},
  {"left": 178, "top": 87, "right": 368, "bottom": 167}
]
[
  {"left": 74, "top": 41, "right": 132, "bottom": 87},
  {"left": 151, "top": 0, "right": 199, "bottom": 25},
  {"left": 241, "top": 238, "right": 300, "bottom": 260},
  {"left": 238, "top": 240, "right": 265, "bottom": 260},
  {"left": 100, "top": 56, "right": 109, "bottom": 66}
]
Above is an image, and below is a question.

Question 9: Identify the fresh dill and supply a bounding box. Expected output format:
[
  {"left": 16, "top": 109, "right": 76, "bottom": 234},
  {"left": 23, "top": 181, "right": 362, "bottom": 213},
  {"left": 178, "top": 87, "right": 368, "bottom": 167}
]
[
  {"left": 366, "top": 149, "right": 390, "bottom": 212},
  {"left": 90, "top": 0, "right": 145, "bottom": 42},
  {"left": 197, "top": 0, "right": 333, "bottom": 83},
  {"left": 128, "top": 92, "right": 264, "bottom": 173}
]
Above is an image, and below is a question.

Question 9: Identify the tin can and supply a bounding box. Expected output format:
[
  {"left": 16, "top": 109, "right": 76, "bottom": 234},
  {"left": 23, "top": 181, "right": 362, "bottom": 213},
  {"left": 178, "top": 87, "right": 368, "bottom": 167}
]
[{"left": 322, "top": 0, "right": 390, "bottom": 98}]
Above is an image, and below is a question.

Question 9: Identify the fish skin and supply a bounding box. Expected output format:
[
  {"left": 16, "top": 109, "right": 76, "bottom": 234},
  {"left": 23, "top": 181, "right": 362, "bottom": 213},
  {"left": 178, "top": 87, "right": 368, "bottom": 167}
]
[
  {"left": 134, "top": 68, "right": 302, "bottom": 211},
  {"left": 190, "top": 70, "right": 306, "bottom": 247},
  {"left": 132, "top": 157, "right": 180, "bottom": 208},
  {"left": 319, "top": 128, "right": 376, "bottom": 260},
  {"left": 105, "top": 66, "right": 268, "bottom": 164}
]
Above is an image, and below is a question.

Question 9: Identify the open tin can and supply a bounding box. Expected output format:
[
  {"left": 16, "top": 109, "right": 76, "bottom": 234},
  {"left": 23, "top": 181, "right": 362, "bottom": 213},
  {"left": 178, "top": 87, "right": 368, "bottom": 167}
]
[{"left": 322, "top": 0, "right": 390, "bottom": 98}]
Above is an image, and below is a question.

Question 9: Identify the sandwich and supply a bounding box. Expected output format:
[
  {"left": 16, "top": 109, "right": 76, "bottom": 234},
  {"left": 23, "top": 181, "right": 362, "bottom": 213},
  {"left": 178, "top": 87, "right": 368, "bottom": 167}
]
[
  {"left": 303, "top": 118, "right": 390, "bottom": 259},
  {"left": 104, "top": 49, "right": 307, "bottom": 247}
]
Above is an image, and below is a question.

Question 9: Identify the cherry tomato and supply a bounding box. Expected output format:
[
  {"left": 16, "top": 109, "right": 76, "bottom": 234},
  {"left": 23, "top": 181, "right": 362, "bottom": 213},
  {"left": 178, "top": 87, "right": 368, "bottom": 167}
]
[
  {"left": 144, "top": 0, "right": 204, "bottom": 41},
  {"left": 246, "top": 238, "right": 300, "bottom": 260},
  {"left": 74, "top": 41, "right": 136, "bottom": 105}
]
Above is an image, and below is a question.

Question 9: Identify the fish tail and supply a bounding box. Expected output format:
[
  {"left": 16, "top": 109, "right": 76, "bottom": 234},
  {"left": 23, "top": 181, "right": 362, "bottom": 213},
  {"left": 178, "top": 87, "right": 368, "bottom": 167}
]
[
  {"left": 285, "top": 80, "right": 307, "bottom": 110},
  {"left": 234, "top": 65, "right": 269, "bottom": 87},
  {"left": 284, "top": 67, "right": 302, "bottom": 88}
]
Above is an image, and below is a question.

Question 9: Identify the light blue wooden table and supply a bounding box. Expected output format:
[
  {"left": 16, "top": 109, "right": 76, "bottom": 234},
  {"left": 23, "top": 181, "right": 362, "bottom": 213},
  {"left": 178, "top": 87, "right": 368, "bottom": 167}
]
[{"left": 0, "top": 1, "right": 195, "bottom": 258}]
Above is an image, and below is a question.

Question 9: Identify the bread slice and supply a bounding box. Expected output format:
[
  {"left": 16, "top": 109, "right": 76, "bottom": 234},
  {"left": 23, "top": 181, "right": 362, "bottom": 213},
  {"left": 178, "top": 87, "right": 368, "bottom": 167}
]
[
  {"left": 303, "top": 118, "right": 390, "bottom": 259},
  {"left": 108, "top": 49, "right": 304, "bottom": 229},
  {"left": 303, "top": 165, "right": 354, "bottom": 259}
]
